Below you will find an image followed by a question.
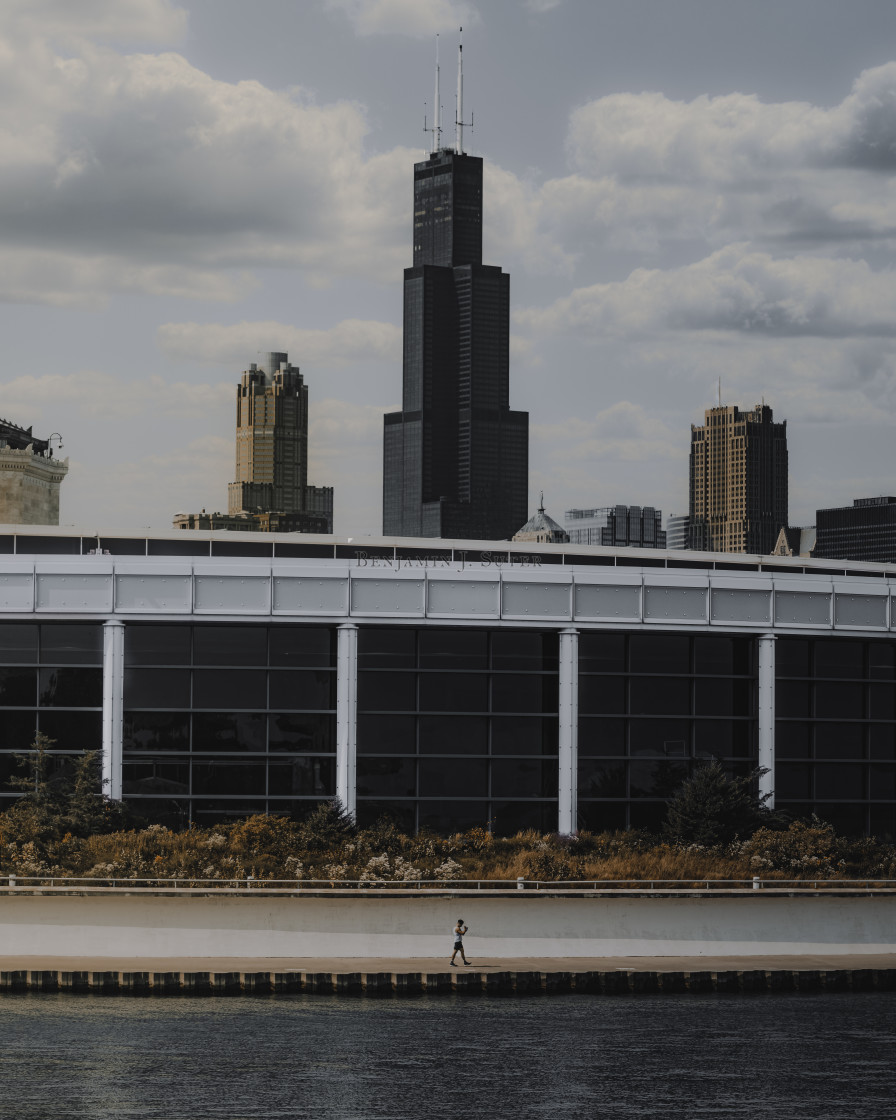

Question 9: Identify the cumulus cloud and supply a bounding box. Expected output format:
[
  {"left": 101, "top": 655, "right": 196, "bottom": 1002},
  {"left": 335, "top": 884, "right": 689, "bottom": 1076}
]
[
  {"left": 156, "top": 318, "right": 402, "bottom": 368},
  {"left": 325, "top": 0, "right": 479, "bottom": 38},
  {"left": 4, "top": 0, "right": 187, "bottom": 46}
]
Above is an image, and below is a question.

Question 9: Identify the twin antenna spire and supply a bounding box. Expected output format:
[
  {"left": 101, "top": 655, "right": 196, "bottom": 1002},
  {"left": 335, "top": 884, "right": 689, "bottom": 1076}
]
[{"left": 425, "top": 29, "right": 472, "bottom": 155}]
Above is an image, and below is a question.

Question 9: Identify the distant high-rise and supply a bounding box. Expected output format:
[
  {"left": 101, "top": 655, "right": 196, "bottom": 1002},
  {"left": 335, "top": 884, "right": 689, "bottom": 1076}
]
[
  {"left": 0, "top": 419, "right": 68, "bottom": 525},
  {"left": 689, "top": 404, "right": 787, "bottom": 554},
  {"left": 382, "top": 42, "right": 528, "bottom": 540},
  {"left": 565, "top": 505, "right": 665, "bottom": 549},
  {"left": 813, "top": 496, "right": 896, "bottom": 563},
  {"left": 666, "top": 514, "right": 690, "bottom": 550}
]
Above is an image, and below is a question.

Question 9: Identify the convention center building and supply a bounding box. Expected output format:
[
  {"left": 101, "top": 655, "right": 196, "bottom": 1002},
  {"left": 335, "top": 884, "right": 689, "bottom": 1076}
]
[{"left": 0, "top": 526, "right": 894, "bottom": 837}]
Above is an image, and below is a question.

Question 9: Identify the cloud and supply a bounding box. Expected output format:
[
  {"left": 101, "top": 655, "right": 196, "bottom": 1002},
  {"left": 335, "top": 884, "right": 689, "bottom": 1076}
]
[
  {"left": 156, "top": 318, "right": 402, "bottom": 368},
  {"left": 325, "top": 0, "right": 479, "bottom": 38},
  {"left": 4, "top": 0, "right": 187, "bottom": 46}
]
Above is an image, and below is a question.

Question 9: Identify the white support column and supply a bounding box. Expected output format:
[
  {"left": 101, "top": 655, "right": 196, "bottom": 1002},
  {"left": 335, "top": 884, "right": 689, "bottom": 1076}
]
[
  {"left": 336, "top": 623, "right": 358, "bottom": 820},
  {"left": 758, "top": 633, "right": 776, "bottom": 809},
  {"left": 558, "top": 627, "right": 579, "bottom": 835},
  {"left": 102, "top": 620, "right": 125, "bottom": 801}
]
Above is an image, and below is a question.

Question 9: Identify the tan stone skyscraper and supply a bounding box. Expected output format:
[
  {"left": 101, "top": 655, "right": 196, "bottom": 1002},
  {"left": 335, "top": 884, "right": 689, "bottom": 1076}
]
[
  {"left": 689, "top": 403, "right": 788, "bottom": 554},
  {"left": 0, "top": 419, "right": 68, "bottom": 525}
]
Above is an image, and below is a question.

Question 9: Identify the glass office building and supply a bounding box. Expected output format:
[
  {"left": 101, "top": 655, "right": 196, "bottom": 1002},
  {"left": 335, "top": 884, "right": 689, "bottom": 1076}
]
[{"left": 0, "top": 527, "right": 893, "bottom": 836}]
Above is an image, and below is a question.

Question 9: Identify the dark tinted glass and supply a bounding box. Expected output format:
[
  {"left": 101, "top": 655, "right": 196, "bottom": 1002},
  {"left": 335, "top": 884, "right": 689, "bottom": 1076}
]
[
  {"left": 815, "top": 763, "right": 865, "bottom": 800},
  {"left": 491, "top": 801, "right": 557, "bottom": 837},
  {"left": 776, "top": 680, "right": 810, "bottom": 719},
  {"left": 693, "top": 635, "right": 753, "bottom": 676},
  {"left": 357, "top": 757, "right": 416, "bottom": 797},
  {"left": 355, "top": 800, "right": 417, "bottom": 833},
  {"left": 629, "top": 677, "right": 690, "bottom": 716},
  {"left": 99, "top": 538, "right": 147, "bottom": 555},
  {"left": 629, "top": 634, "right": 690, "bottom": 674},
  {"left": 123, "top": 712, "right": 190, "bottom": 752},
  {"left": 40, "top": 625, "right": 102, "bottom": 665},
  {"left": 629, "top": 719, "right": 690, "bottom": 758},
  {"left": 418, "top": 715, "right": 487, "bottom": 755},
  {"left": 869, "top": 644, "right": 896, "bottom": 681},
  {"left": 777, "top": 721, "right": 810, "bottom": 759},
  {"left": 269, "top": 670, "right": 335, "bottom": 711},
  {"left": 418, "top": 673, "right": 488, "bottom": 712},
  {"left": 870, "top": 765, "right": 896, "bottom": 801},
  {"left": 814, "top": 641, "right": 864, "bottom": 680},
  {"left": 37, "top": 710, "right": 102, "bottom": 750},
  {"left": 38, "top": 667, "right": 102, "bottom": 707},
  {"left": 694, "top": 719, "right": 731, "bottom": 758},
  {"left": 0, "top": 625, "right": 38, "bottom": 663},
  {"left": 17, "top": 535, "right": 80, "bottom": 554},
  {"left": 193, "top": 626, "right": 267, "bottom": 666},
  {"left": 869, "top": 684, "right": 895, "bottom": 721},
  {"left": 122, "top": 761, "right": 189, "bottom": 796},
  {"left": 695, "top": 678, "right": 753, "bottom": 717},
  {"left": 0, "top": 667, "right": 36, "bottom": 706},
  {"left": 629, "top": 760, "right": 688, "bottom": 798},
  {"left": 356, "top": 714, "right": 416, "bottom": 755},
  {"left": 491, "top": 631, "right": 558, "bottom": 671},
  {"left": 869, "top": 724, "right": 896, "bottom": 760},
  {"left": 870, "top": 805, "right": 896, "bottom": 837},
  {"left": 147, "top": 538, "right": 210, "bottom": 557},
  {"left": 491, "top": 674, "right": 558, "bottom": 714},
  {"left": 269, "top": 627, "right": 335, "bottom": 667},
  {"left": 814, "top": 722, "right": 864, "bottom": 760},
  {"left": 579, "top": 676, "right": 625, "bottom": 715},
  {"left": 192, "top": 712, "right": 266, "bottom": 753},
  {"left": 775, "top": 763, "right": 811, "bottom": 799},
  {"left": 124, "top": 669, "right": 191, "bottom": 709},
  {"left": 357, "top": 671, "right": 416, "bottom": 711},
  {"left": 577, "top": 718, "right": 625, "bottom": 758},
  {"left": 578, "top": 632, "right": 625, "bottom": 673},
  {"left": 268, "top": 757, "right": 334, "bottom": 797},
  {"left": 418, "top": 756, "right": 487, "bottom": 798},
  {"left": 268, "top": 713, "right": 335, "bottom": 753},
  {"left": 193, "top": 669, "right": 266, "bottom": 710},
  {"left": 125, "top": 626, "right": 191, "bottom": 666},
  {"left": 358, "top": 629, "right": 416, "bottom": 669},
  {"left": 192, "top": 761, "right": 266, "bottom": 795},
  {"left": 0, "top": 710, "right": 37, "bottom": 751},
  {"left": 776, "top": 640, "right": 809, "bottom": 678},
  {"left": 491, "top": 716, "right": 559, "bottom": 756},
  {"left": 491, "top": 758, "right": 558, "bottom": 798},
  {"left": 577, "top": 802, "right": 627, "bottom": 833},
  {"left": 417, "top": 801, "right": 489, "bottom": 833},
  {"left": 418, "top": 629, "right": 487, "bottom": 670},
  {"left": 578, "top": 760, "right": 626, "bottom": 798},
  {"left": 815, "top": 682, "right": 864, "bottom": 720}
]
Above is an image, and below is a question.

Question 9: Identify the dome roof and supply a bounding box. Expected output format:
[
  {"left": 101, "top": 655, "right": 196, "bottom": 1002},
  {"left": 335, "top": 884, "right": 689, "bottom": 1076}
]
[{"left": 517, "top": 505, "right": 565, "bottom": 536}]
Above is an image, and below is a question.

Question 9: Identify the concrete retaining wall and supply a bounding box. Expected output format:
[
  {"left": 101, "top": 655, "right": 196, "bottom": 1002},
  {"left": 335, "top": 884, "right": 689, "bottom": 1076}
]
[{"left": 1, "top": 890, "right": 895, "bottom": 959}]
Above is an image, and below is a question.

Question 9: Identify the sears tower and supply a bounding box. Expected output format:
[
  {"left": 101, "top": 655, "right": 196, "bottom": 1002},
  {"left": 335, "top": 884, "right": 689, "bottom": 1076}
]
[{"left": 382, "top": 39, "right": 529, "bottom": 540}]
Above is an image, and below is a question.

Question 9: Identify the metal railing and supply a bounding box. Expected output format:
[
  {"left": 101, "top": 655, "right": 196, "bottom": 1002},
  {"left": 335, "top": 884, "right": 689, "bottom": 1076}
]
[{"left": 4, "top": 874, "right": 896, "bottom": 893}]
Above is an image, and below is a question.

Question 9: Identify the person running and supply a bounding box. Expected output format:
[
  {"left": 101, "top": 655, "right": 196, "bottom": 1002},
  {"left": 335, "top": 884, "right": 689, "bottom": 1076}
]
[{"left": 450, "top": 918, "right": 470, "bottom": 966}]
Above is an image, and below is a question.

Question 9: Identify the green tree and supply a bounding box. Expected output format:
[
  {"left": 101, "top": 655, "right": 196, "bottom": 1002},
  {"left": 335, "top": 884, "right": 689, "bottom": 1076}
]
[
  {"left": 664, "top": 760, "right": 778, "bottom": 847},
  {"left": 297, "top": 798, "right": 357, "bottom": 851}
]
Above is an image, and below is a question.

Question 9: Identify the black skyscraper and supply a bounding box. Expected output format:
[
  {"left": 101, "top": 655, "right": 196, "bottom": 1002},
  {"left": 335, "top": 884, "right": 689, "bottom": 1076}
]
[{"left": 382, "top": 125, "right": 529, "bottom": 539}]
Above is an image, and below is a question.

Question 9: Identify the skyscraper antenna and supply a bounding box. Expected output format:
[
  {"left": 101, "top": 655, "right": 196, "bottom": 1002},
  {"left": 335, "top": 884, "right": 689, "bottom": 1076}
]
[
  {"left": 424, "top": 34, "right": 441, "bottom": 153},
  {"left": 455, "top": 27, "right": 472, "bottom": 153}
]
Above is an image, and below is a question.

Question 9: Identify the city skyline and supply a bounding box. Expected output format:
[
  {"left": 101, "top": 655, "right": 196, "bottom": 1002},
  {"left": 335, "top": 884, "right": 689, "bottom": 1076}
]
[{"left": 0, "top": 1, "right": 894, "bottom": 536}]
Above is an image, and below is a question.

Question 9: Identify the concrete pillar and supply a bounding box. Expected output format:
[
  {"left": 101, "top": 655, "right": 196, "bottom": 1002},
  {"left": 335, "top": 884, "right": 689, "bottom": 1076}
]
[
  {"left": 558, "top": 627, "right": 579, "bottom": 835},
  {"left": 336, "top": 623, "right": 358, "bottom": 819},
  {"left": 102, "top": 620, "right": 125, "bottom": 801},
  {"left": 758, "top": 633, "right": 775, "bottom": 809}
]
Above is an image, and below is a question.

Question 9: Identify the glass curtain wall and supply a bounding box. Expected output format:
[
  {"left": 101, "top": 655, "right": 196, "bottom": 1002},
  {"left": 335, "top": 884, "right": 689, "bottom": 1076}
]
[
  {"left": 578, "top": 632, "right": 758, "bottom": 832},
  {"left": 775, "top": 638, "right": 896, "bottom": 837},
  {"left": 0, "top": 624, "right": 104, "bottom": 803},
  {"left": 356, "top": 627, "right": 559, "bottom": 834},
  {"left": 123, "top": 624, "right": 337, "bottom": 825}
]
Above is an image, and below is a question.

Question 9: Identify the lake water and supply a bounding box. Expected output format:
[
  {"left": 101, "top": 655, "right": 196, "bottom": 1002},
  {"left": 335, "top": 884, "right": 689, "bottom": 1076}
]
[{"left": 1, "top": 992, "right": 894, "bottom": 1119}]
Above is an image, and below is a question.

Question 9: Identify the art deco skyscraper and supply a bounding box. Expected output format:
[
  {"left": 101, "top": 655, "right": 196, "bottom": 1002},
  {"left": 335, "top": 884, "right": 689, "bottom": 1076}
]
[
  {"left": 689, "top": 403, "right": 788, "bottom": 554},
  {"left": 382, "top": 41, "right": 529, "bottom": 540}
]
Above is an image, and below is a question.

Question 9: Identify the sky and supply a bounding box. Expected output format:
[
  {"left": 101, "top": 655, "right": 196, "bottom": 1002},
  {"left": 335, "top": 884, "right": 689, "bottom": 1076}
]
[{"left": 2, "top": 0, "right": 895, "bottom": 537}]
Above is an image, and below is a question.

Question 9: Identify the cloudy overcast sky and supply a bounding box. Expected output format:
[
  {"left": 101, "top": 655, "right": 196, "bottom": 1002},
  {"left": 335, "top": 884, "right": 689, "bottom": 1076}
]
[{"left": 2, "top": 0, "right": 895, "bottom": 536}]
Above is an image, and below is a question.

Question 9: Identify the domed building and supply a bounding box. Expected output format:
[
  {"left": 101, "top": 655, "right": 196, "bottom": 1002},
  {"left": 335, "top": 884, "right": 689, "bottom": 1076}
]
[{"left": 513, "top": 496, "right": 569, "bottom": 544}]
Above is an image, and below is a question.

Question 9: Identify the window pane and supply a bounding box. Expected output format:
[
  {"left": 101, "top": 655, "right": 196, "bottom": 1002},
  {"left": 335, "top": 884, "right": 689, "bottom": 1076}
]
[
  {"left": 577, "top": 718, "right": 625, "bottom": 758},
  {"left": 629, "top": 760, "right": 688, "bottom": 798},
  {"left": 418, "top": 629, "right": 487, "bottom": 670},
  {"left": 38, "top": 710, "right": 102, "bottom": 750},
  {"left": 579, "top": 676, "right": 625, "bottom": 715},
  {"left": 0, "top": 625, "right": 38, "bottom": 664},
  {"left": 419, "top": 673, "right": 488, "bottom": 713},
  {"left": 269, "top": 670, "right": 335, "bottom": 711},
  {"left": 491, "top": 716, "right": 558, "bottom": 756},
  {"left": 814, "top": 722, "right": 864, "bottom": 760},
  {"left": 491, "top": 674, "right": 558, "bottom": 714},
  {"left": 870, "top": 806, "right": 896, "bottom": 838},
  {"left": 815, "top": 763, "right": 865, "bottom": 801},
  {"left": 269, "top": 627, "right": 335, "bottom": 667},
  {"left": 122, "top": 761, "right": 189, "bottom": 796},
  {"left": 629, "top": 634, "right": 689, "bottom": 674},
  {"left": 418, "top": 758, "right": 487, "bottom": 798},
  {"left": 694, "top": 719, "right": 731, "bottom": 758},
  {"left": 268, "top": 713, "right": 335, "bottom": 754},
  {"left": 357, "top": 672, "right": 416, "bottom": 712},
  {"left": 123, "top": 712, "right": 190, "bottom": 752},
  {"left": 870, "top": 765, "right": 896, "bottom": 801},
  {"left": 355, "top": 800, "right": 416, "bottom": 833},
  {"left": 124, "top": 669, "right": 191, "bottom": 709},
  {"left": 694, "top": 636, "right": 754, "bottom": 676},
  {"left": 0, "top": 710, "right": 37, "bottom": 751},
  {"left": 814, "top": 641, "right": 864, "bottom": 680},
  {"left": 694, "top": 679, "right": 754, "bottom": 718},
  {"left": 356, "top": 714, "right": 416, "bottom": 755},
  {"left": 193, "top": 669, "right": 266, "bottom": 710},
  {"left": 269, "top": 757, "right": 334, "bottom": 797},
  {"left": 629, "top": 677, "right": 690, "bottom": 716},
  {"left": 38, "top": 667, "right": 102, "bottom": 707},
  {"left": 777, "top": 681, "right": 810, "bottom": 719},
  {"left": 491, "top": 801, "right": 556, "bottom": 837},
  {"left": 776, "top": 721, "right": 810, "bottom": 759},
  {"left": 125, "top": 626, "right": 191, "bottom": 666},
  {"left": 192, "top": 761, "right": 266, "bottom": 795},
  {"left": 491, "top": 759, "right": 558, "bottom": 798},
  {"left": 577, "top": 802, "right": 627, "bottom": 833},
  {"left": 418, "top": 800, "right": 489, "bottom": 833},
  {"left": 419, "top": 715, "right": 487, "bottom": 755},
  {"left": 193, "top": 625, "right": 267, "bottom": 666},
  {"left": 776, "top": 640, "right": 809, "bottom": 678},
  {"left": 815, "top": 682, "right": 864, "bottom": 720},
  {"left": 0, "top": 667, "right": 36, "bottom": 706},
  {"left": 358, "top": 628, "right": 416, "bottom": 669},
  {"left": 578, "top": 633, "right": 625, "bottom": 673},
  {"left": 40, "top": 625, "right": 102, "bottom": 665},
  {"left": 869, "top": 724, "right": 896, "bottom": 760},
  {"left": 578, "top": 761, "right": 626, "bottom": 798},
  {"left": 357, "top": 757, "right": 416, "bottom": 798},
  {"left": 629, "top": 719, "right": 690, "bottom": 758},
  {"left": 869, "top": 644, "right": 896, "bottom": 681},
  {"left": 192, "top": 712, "right": 266, "bottom": 753},
  {"left": 491, "top": 631, "right": 558, "bottom": 671},
  {"left": 869, "top": 685, "right": 895, "bottom": 722},
  {"left": 776, "top": 763, "right": 811, "bottom": 799}
]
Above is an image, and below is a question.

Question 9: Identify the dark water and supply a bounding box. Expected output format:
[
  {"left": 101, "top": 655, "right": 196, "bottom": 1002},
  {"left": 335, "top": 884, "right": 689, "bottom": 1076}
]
[{"left": 1, "top": 993, "right": 894, "bottom": 1120}]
